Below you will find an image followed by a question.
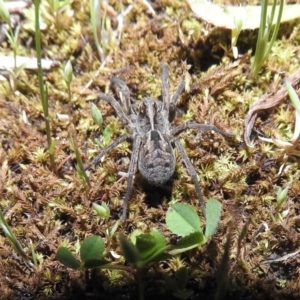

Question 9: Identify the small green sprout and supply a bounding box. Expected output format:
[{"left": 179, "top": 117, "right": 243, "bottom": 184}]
[
  {"left": 102, "top": 124, "right": 113, "bottom": 145},
  {"left": 0, "top": 0, "right": 21, "bottom": 89},
  {"left": 90, "top": 0, "right": 103, "bottom": 60},
  {"left": 93, "top": 202, "right": 110, "bottom": 219},
  {"left": 69, "top": 133, "right": 89, "bottom": 184},
  {"left": 251, "top": 0, "right": 284, "bottom": 78},
  {"left": 91, "top": 203, "right": 120, "bottom": 251},
  {"left": 271, "top": 185, "right": 289, "bottom": 222},
  {"left": 91, "top": 102, "right": 103, "bottom": 129},
  {"left": 34, "top": 0, "right": 56, "bottom": 170},
  {"left": 56, "top": 236, "right": 106, "bottom": 270},
  {"left": 57, "top": 203, "right": 222, "bottom": 299},
  {"left": 276, "top": 186, "right": 289, "bottom": 208},
  {"left": 89, "top": 0, "right": 128, "bottom": 61},
  {"left": 0, "top": 0, "right": 10, "bottom": 24},
  {"left": 286, "top": 80, "right": 300, "bottom": 118},
  {"left": 0, "top": 210, "right": 33, "bottom": 268},
  {"left": 63, "top": 59, "right": 73, "bottom": 102},
  {"left": 90, "top": 103, "right": 113, "bottom": 146}
]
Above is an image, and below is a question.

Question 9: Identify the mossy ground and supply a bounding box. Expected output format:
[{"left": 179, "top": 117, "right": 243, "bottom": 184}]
[{"left": 0, "top": 0, "right": 300, "bottom": 299}]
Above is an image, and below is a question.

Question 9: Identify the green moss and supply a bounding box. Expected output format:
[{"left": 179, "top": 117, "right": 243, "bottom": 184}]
[{"left": 1, "top": 0, "right": 300, "bottom": 298}]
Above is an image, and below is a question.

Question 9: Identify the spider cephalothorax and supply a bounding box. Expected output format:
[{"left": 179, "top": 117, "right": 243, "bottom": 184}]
[{"left": 84, "top": 64, "right": 233, "bottom": 220}]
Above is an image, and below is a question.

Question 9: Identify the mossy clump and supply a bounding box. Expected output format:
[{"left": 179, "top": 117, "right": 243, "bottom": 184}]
[{"left": 0, "top": 0, "right": 300, "bottom": 299}]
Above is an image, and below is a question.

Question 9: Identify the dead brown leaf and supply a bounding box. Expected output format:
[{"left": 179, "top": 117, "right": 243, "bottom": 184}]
[{"left": 244, "top": 67, "right": 300, "bottom": 146}]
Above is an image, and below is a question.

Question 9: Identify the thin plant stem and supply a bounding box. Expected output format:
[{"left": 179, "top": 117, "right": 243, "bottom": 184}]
[
  {"left": 251, "top": 0, "right": 284, "bottom": 78},
  {"left": 34, "top": 0, "right": 55, "bottom": 170},
  {"left": 265, "top": 0, "right": 284, "bottom": 59},
  {"left": 0, "top": 209, "right": 34, "bottom": 268}
]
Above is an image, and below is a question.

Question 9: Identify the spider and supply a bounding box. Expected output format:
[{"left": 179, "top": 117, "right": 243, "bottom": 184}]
[{"left": 84, "top": 64, "right": 234, "bottom": 220}]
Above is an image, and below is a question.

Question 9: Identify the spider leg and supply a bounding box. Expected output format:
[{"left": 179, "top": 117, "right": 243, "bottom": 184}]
[
  {"left": 121, "top": 135, "right": 142, "bottom": 220},
  {"left": 111, "top": 77, "right": 131, "bottom": 114},
  {"left": 171, "top": 80, "right": 185, "bottom": 105},
  {"left": 174, "top": 138, "right": 206, "bottom": 216},
  {"left": 161, "top": 63, "right": 170, "bottom": 111},
  {"left": 161, "top": 64, "right": 185, "bottom": 122},
  {"left": 96, "top": 94, "right": 132, "bottom": 127},
  {"left": 83, "top": 133, "right": 132, "bottom": 172},
  {"left": 171, "top": 122, "right": 234, "bottom": 138},
  {"left": 168, "top": 79, "right": 185, "bottom": 122}
]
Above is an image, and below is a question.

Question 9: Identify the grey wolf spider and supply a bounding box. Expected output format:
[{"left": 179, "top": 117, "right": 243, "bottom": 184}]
[{"left": 84, "top": 64, "right": 233, "bottom": 220}]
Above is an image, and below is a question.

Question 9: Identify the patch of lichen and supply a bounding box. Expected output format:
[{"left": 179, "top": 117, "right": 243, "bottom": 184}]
[{"left": 1, "top": 0, "right": 300, "bottom": 299}]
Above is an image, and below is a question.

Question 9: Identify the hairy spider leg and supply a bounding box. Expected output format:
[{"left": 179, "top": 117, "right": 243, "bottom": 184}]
[
  {"left": 171, "top": 80, "right": 185, "bottom": 105},
  {"left": 95, "top": 94, "right": 132, "bottom": 127},
  {"left": 122, "top": 135, "right": 142, "bottom": 220},
  {"left": 161, "top": 63, "right": 185, "bottom": 122},
  {"left": 171, "top": 123, "right": 234, "bottom": 215},
  {"left": 111, "top": 77, "right": 131, "bottom": 114},
  {"left": 83, "top": 133, "right": 132, "bottom": 172},
  {"left": 161, "top": 64, "right": 171, "bottom": 112},
  {"left": 174, "top": 138, "right": 206, "bottom": 216}
]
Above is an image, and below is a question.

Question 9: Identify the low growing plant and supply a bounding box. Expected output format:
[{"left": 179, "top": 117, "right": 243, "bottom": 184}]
[
  {"left": 166, "top": 199, "right": 222, "bottom": 255},
  {"left": 69, "top": 132, "right": 89, "bottom": 184},
  {"left": 272, "top": 185, "right": 289, "bottom": 222},
  {"left": 63, "top": 59, "right": 73, "bottom": 103},
  {"left": 56, "top": 201, "right": 222, "bottom": 299},
  {"left": 0, "top": 0, "right": 24, "bottom": 90},
  {"left": 0, "top": 209, "right": 33, "bottom": 268},
  {"left": 34, "top": 0, "right": 56, "bottom": 170},
  {"left": 251, "top": 0, "right": 284, "bottom": 78},
  {"left": 90, "top": 102, "right": 113, "bottom": 146}
]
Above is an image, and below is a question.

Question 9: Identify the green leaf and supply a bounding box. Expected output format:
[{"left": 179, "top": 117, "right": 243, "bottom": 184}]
[
  {"left": 91, "top": 103, "right": 103, "bottom": 129},
  {"left": 130, "top": 229, "right": 143, "bottom": 244},
  {"left": 109, "top": 219, "right": 120, "bottom": 237},
  {"left": 93, "top": 202, "right": 110, "bottom": 219},
  {"left": 80, "top": 236, "right": 105, "bottom": 263},
  {"left": 169, "top": 231, "right": 205, "bottom": 255},
  {"left": 136, "top": 234, "right": 156, "bottom": 253},
  {"left": 83, "top": 258, "right": 108, "bottom": 269},
  {"left": 48, "top": 140, "right": 57, "bottom": 155},
  {"left": 63, "top": 59, "right": 73, "bottom": 86},
  {"left": 0, "top": 0, "right": 11, "bottom": 25},
  {"left": 276, "top": 186, "right": 288, "bottom": 207},
  {"left": 286, "top": 80, "right": 300, "bottom": 118},
  {"left": 205, "top": 199, "right": 222, "bottom": 238},
  {"left": 69, "top": 133, "right": 89, "bottom": 183},
  {"left": 136, "top": 230, "right": 167, "bottom": 266},
  {"left": 0, "top": 210, "right": 30, "bottom": 263},
  {"left": 150, "top": 229, "right": 166, "bottom": 249},
  {"left": 119, "top": 233, "right": 140, "bottom": 266},
  {"left": 103, "top": 124, "right": 113, "bottom": 144},
  {"left": 56, "top": 247, "right": 81, "bottom": 270},
  {"left": 166, "top": 203, "right": 202, "bottom": 236}
]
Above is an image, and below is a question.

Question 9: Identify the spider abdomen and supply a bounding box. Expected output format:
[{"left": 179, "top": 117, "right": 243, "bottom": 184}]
[{"left": 138, "top": 130, "right": 176, "bottom": 186}]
